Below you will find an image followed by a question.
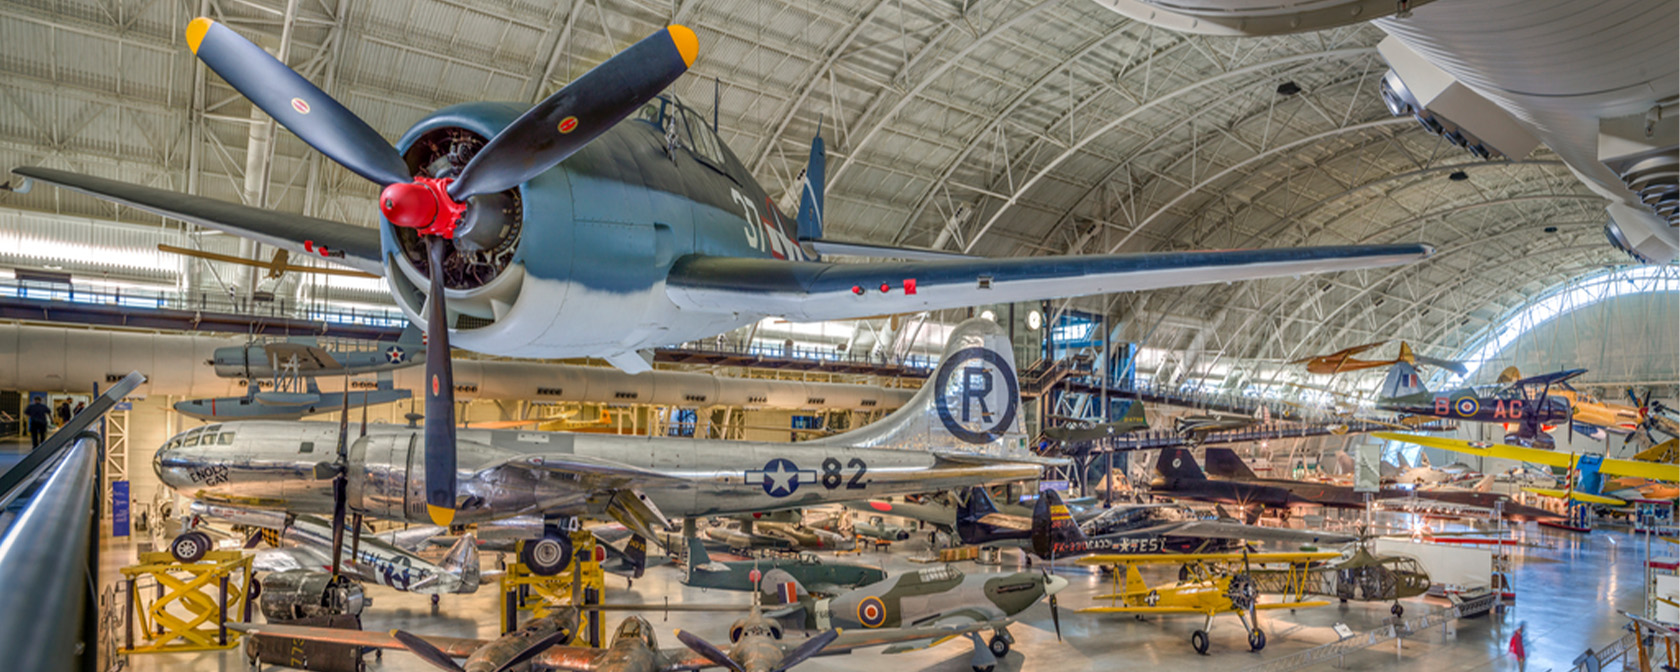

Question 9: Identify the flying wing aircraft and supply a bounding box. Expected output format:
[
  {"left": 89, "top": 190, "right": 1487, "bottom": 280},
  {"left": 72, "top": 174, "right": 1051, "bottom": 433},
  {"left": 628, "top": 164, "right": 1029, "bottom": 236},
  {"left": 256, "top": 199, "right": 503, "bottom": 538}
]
[
  {"left": 14, "top": 16, "right": 1432, "bottom": 527},
  {"left": 1074, "top": 550, "right": 1339, "bottom": 654},
  {"left": 154, "top": 318, "right": 1058, "bottom": 576}
]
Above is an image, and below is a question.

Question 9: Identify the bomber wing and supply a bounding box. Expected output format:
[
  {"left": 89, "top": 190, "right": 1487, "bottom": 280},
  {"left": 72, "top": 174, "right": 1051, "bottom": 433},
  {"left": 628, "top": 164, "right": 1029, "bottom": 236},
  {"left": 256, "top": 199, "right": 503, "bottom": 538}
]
[
  {"left": 664, "top": 245, "right": 1431, "bottom": 323},
  {"left": 1375, "top": 433, "right": 1680, "bottom": 483},
  {"left": 12, "top": 167, "right": 382, "bottom": 275}
]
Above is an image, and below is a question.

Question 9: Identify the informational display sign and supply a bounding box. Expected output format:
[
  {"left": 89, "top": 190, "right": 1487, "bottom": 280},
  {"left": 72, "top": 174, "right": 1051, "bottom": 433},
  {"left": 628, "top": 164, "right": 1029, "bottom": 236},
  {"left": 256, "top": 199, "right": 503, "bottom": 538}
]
[{"left": 111, "top": 480, "right": 129, "bottom": 537}]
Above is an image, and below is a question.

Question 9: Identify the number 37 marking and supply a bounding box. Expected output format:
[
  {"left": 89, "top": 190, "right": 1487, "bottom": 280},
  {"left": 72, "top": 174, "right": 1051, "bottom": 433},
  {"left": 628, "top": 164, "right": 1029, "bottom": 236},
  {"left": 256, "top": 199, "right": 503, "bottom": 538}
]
[{"left": 820, "top": 457, "right": 867, "bottom": 490}]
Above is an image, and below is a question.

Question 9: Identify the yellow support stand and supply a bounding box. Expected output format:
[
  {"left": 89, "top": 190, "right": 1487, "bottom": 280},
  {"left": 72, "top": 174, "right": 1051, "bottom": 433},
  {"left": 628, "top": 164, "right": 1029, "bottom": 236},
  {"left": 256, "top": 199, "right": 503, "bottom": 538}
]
[
  {"left": 499, "top": 530, "right": 605, "bottom": 646},
  {"left": 120, "top": 550, "right": 253, "bottom": 653}
]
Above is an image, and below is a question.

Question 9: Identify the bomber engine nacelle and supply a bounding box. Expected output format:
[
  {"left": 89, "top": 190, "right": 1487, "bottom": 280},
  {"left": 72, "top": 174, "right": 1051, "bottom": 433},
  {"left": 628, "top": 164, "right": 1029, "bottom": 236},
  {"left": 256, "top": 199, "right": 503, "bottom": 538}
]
[{"left": 255, "top": 570, "right": 366, "bottom": 622}]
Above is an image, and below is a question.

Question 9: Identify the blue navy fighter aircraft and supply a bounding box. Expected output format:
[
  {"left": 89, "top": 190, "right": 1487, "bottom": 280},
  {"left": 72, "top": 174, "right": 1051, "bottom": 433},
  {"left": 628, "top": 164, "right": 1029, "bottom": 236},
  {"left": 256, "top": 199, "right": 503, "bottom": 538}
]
[{"left": 14, "top": 19, "right": 1433, "bottom": 526}]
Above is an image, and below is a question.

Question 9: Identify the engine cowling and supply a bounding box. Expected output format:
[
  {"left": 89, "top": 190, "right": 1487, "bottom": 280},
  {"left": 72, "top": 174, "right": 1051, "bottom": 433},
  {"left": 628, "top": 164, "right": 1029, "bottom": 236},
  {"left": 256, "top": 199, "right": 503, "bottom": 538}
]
[{"left": 256, "top": 570, "right": 366, "bottom": 622}]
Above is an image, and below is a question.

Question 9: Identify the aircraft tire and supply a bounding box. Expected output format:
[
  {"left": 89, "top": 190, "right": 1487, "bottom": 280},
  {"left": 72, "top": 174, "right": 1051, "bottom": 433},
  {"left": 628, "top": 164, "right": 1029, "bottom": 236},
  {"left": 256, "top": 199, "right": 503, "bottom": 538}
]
[
  {"left": 1391, "top": 603, "right": 1404, "bottom": 618},
  {"left": 1191, "top": 630, "right": 1210, "bottom": 655},
  {"left": 522, "top": 534, "right": 574, "bottom": 575},
  {"left": 1249, "top": 628, "right": 1266, "bottom": 651},
  {"left": 988, "top": 636, "right": 1010, "bottom": 657},
  {"left": 170, "top": 531, "right": 210, "bottom": 563}
]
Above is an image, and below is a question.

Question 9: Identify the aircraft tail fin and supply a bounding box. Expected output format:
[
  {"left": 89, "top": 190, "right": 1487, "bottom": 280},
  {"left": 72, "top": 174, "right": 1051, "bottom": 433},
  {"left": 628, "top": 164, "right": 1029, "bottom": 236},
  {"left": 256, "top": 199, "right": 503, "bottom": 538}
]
[
  {"left": 396, "top": 324, "right": 424, "bottom": 347},
  {"left": 439, "top": 533, "right": 480, "bottom": 591},
  {"left": 760, "top": 568, "right": 810, "bottom": 606},
  {"left": 1379, "top": 358, "right": 1428, "bottom": 399},
  {"left": 622, "top": 535, "right": 649, "bottom": 579},
  {"left": 1574, "top": 454, "right": 1606, "bottom": 496},
  {"left": 1030, "top": 489, "right": 1086, "bottom": 559},
  {"left": 1415, "top": 450, "right": 1431, "bottom": 469},
  {"left": 1203, "top": 448, "right": 1258, "bottom": 480},
  {"left": 795, "top": 130, "right": 825, "bottom": 241},
  {"left": 812, "top": 318, "right": 1030, "bottom": 459},
  {"left": 684, "top": 536, "right": 711, "bottom": 582},
  {"left": 1155, "top": 448, "right": 1206, "bottom": 481},
  {"left": 1119, "top": 400, "right": 1148, "bottom": 428},
  {"left": 1472, "top": 474, "right": 1494, "bottom": 493},
  {"left": 955, "top": 486, "right": 1004, "bottom": 544}
]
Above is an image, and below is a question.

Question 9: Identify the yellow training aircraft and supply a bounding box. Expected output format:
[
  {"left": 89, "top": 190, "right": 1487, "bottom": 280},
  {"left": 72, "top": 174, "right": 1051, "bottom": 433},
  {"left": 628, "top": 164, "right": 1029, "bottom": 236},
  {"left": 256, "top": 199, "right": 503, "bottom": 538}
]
[
  {"left": 1074, "top": 551, "right": 1340, "bottom": 654},
  {"left": 1374, "top": 433, "right": 1680, "bottom": 509}
]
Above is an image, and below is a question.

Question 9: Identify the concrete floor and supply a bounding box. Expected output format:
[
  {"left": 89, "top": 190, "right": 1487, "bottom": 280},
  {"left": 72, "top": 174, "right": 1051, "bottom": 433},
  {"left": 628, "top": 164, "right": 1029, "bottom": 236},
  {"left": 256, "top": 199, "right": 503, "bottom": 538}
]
[{"left": 105, "top": 520, "right": 1648, "bottom": 672}]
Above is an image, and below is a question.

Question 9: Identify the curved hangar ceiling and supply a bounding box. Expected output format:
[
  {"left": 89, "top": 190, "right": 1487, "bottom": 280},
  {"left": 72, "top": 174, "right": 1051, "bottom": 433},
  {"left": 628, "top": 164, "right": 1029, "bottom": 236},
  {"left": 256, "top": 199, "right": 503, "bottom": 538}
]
[{"left": 0, "top": 0, "right": 1652, "bottom": 371}]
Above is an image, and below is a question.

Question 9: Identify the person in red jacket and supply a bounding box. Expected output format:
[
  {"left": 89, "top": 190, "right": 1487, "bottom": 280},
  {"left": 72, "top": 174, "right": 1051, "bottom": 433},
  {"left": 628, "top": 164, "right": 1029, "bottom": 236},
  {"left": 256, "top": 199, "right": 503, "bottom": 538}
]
[{"left": 1509, "top": 621, "right": 1528, "bottom": 671}]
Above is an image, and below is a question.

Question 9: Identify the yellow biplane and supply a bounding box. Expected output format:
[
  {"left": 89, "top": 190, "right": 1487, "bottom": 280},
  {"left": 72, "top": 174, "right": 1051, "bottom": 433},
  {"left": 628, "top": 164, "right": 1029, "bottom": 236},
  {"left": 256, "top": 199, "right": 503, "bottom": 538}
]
[{"left": 1074, "top": 551, "right": 1340, "bottom": 654}]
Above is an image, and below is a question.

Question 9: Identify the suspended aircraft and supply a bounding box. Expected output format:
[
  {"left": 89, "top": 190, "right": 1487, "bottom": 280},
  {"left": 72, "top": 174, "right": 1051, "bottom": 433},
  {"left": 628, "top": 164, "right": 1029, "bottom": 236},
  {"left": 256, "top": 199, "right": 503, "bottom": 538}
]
[
  {"left": 155, "top": 318, "right": 1054, "bottom": 577},
  {"left": 1494, "top": 367, "right": 1646, "bottom": 439},
  {"left": 1290, "top": 341, "right": 1468, "bottom": 376},
  {"left": 1374, "top": 357, "right": 1577, "bottom": 448},
  {"left": 1074, "top": 550, "right": 1340, "bottom": 654},
  {"left": 1024, "top": 489, "right": 1355, "bottom": 560},
  {"left": 13, "top": 16, "right": 1435, "bottom": 529},
  {"left": 1374, "top": 433, "right": 1680, "bottom": 509}
]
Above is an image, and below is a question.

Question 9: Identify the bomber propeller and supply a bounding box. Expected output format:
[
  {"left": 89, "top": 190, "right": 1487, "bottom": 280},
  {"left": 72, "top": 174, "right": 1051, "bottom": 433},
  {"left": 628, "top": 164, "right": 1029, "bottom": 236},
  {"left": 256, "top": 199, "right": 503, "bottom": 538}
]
[{"left": 185, "top": 17, "right": 698, "bottom": 526}]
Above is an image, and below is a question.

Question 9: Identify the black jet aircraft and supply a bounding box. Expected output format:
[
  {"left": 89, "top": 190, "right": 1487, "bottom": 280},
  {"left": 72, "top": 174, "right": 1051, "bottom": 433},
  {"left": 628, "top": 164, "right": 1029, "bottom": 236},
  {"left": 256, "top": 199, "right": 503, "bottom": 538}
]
[
  {"left": 1150, "top": 448, "right": 1560, "bottom": 522},
  {"left": 13, "top": 17, "right": 1433, "bottom": 528}
]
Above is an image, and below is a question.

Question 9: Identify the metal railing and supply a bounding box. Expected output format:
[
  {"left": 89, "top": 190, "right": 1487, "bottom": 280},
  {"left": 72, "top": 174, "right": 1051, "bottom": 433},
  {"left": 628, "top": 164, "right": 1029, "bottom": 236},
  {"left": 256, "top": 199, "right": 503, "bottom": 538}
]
[
  {"left": 0, "top": 277, "right": 406, "bottom": 329},
  {"left": 0, "top": 372, "right": 144, "bottom": 672}
]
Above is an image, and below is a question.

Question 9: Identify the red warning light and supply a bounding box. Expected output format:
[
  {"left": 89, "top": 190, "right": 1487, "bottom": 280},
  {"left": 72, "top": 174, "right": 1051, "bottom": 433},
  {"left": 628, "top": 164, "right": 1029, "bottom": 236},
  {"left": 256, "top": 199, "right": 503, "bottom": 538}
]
[
  {"left": 851, "top": 285, "right": 864, "bottom": 295},
  {"left": 879, "top": 283, "right": 891, "bottom": 293}
]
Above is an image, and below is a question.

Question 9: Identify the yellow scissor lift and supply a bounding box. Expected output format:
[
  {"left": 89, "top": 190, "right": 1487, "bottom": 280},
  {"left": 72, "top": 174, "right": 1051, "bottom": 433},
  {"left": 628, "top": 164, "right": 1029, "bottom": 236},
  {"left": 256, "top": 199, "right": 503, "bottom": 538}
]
[
  {"left": 501, "top": 529, "right": 607, "bottom": 647},
  {"left": 119, "top": 550, "right": 254, "bottom": 654}
]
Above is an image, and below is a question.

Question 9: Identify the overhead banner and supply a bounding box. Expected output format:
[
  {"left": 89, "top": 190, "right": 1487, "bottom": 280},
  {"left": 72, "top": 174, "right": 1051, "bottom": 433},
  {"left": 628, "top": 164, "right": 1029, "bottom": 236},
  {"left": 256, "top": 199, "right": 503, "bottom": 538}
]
[{"left": 112, "top": 480, "right": 130, "bottom": 537}]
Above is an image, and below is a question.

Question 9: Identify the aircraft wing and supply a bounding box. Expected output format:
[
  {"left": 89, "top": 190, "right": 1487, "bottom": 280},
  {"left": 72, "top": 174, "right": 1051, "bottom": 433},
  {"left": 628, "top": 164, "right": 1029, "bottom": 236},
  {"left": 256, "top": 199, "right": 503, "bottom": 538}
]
[
  {"left": 1510, "top": 369, "right": 1589, "bottom": 387},
  {"left": 250, "top": 547, "right": 326, "bottom": 574},
  {"left": 227, "top": 622, "right": 487, "bottom": 657},
  {"left": 1375, "top": 433, "right": 1680, "bottom": 483},
  {"left": 1256, "top": 600, "right": 1332, "bottom": 610},
  {"left": 1165, "top": 521, "right": 1357, "bottom": 545},
  {"left": 503, "top": 454, "right": 692, "bottom": 487},
  {"left": 1078, "top": 605, "right": 1208, "bottom": 614},
  {"left": 13, "top": 167, "right": 383, "bottom": 275},
  {"left": 264, "top": 342, "right": 342, "bottom": 370},
  {"left": 665, "top": 245, "right": 1432, "bottom": 323},
  {"left": 1522, "top": 487, "right": 1627, "bottom": 506},
  {"left": 862, "top": 618, "right": 1015, "bottom": 655},
  {"left": 1074, "top": 551, "right": 1342, "bottom": 567}
]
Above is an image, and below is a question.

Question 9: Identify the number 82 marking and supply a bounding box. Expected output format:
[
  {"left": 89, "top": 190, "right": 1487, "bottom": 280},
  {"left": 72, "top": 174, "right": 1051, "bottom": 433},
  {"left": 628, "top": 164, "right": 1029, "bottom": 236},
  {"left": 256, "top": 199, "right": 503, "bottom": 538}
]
[{"left": 820, "top": 457, "right": 868, "bottom": 490}]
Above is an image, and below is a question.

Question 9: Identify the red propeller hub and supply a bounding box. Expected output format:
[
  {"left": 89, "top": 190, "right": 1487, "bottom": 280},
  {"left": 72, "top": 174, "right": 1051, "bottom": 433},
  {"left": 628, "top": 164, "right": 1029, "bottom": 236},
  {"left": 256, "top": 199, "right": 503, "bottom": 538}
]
[{"left": 380, "top": 176, "right": 466, "bottom": 239}]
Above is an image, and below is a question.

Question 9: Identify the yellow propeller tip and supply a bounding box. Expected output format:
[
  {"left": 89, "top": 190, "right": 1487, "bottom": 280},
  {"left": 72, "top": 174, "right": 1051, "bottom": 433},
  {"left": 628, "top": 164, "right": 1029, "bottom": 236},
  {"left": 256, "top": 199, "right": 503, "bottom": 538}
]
[
  {"left": 668, "top": 25, "right": 698, "bottom": 68},
  {"left": 186, "top": 17, "right": 214, "bottom": 54},
  {"left": 427, "top": 504, "right": 456, "bottom": 527}
]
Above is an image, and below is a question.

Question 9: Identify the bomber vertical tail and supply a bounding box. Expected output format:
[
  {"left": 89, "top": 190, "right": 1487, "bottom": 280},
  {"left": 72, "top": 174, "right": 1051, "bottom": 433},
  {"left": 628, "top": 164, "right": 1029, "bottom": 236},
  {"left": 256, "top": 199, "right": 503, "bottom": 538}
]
[
  {"left": 1155, "top": 448, "right": 1207, "bottom": 481},
  {"left": 1203, "top": 448, "right": 1259, "bottom": 480},
  {"left": 795, "top": 130, "right": 825, "bottom": 241},
  {"left": 812, "top": 318, "right": 1030, "bottom": 459},
  {"left": 1030, "top": 489, "right": 1086, "bottom": 559}
]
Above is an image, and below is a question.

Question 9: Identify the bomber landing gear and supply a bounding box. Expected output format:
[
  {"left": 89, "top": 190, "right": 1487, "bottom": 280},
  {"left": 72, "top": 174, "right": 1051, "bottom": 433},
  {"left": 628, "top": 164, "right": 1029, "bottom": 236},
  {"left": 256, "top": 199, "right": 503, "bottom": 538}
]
[
  {"left": 521, "top": 532, "right": 574, "bottom": 576},
  {"left": 169, "top": 530, "right": 213, "bottom": 563}
]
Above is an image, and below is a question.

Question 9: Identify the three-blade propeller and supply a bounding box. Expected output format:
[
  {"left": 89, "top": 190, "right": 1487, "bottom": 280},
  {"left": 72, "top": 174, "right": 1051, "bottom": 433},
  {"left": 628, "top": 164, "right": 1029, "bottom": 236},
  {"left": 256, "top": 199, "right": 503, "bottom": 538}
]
[{"left": 186, "top": 17, "right": 697, "bottom": 526}]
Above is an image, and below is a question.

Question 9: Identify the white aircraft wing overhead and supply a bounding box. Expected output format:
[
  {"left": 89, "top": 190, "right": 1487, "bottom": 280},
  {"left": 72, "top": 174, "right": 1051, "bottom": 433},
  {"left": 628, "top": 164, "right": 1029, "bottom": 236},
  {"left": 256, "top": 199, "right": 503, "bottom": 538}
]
[{"left": 664, "top": 244, "right": 1432, "bottom": 322}]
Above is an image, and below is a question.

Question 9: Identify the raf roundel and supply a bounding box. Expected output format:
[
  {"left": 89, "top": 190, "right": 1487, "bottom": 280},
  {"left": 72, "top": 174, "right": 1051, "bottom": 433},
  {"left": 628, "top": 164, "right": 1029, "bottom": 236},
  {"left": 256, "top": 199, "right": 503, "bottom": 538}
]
[
  {"left": 1455, "top": 397, "right": 1479, "bottom": 417},
  {"left": 857, "top": 595, "right": 887, "bottom": 628},
  {"left": 932, "top": 346, "right": 1019, "bottom": 444}
]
